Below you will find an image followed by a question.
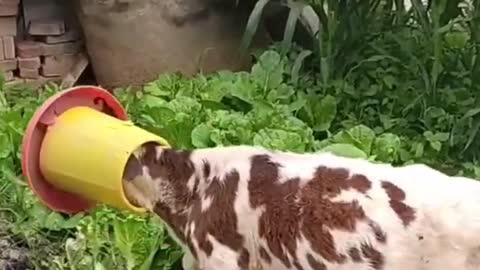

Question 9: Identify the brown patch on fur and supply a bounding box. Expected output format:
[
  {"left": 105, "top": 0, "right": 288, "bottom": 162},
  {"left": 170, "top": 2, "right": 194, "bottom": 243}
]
[
  {"left": 131, "top": 143, "right": 198, "bottom": 258},
  {"left": 361, "top": 243, "right": 385, "bottom": 270},
  {"left": 381, "top": 181, "right": 405, "bottom": 199},
  {"left": 200, "top": 239, "right": 213, "bottom": 256},
  {"left": 381, "top": 181, "right": 416, "bottom": 227},
  {"left": 192, "top": 176, "right": 200, "bottom": 196},
  {"left": 153, "top": 201, "right": 188, "bottom": 242},
  {"left": 389, "top": 200, "right": 416, "bottom": 226},
  {"left": 248, "top": 155, "right": 301, "bottom": 268},
  {"left": 369, "top": 221, "right": 387, "bottom": 243},
  {"left": 259, "top": 246, "right": 271, "bottom": 263},
  {"left": 190, "top": 170, "right": 246, "bottom": 260},
  {"left": 143, "top": 144, "right": 196, "bottom": 209},
  {"left": 348, "top": 247, "right": 362, "bottom": 262},
  {"left": 306, "top": 254, "right": 327, "bottom": 270},
  {"left": 349, "top": 174, "right": 372, "bottom": 194},
  {"left": 147, "top": 145, "right": 194, "bottom": 182},
  {"left": 249, "top": 156, "right": 373, "bottom": 268},
  {"left": 293, "top": 261, "right": 305, "bottom": 270},
  {"left": 300, "top": 166, "right": 370, "bottom": 263},
  {"left": 202, "top": 160, "right": 211, "bottom": 179},
  {"left": 238, "top": 248, "right": 250, "bottom": 269}
]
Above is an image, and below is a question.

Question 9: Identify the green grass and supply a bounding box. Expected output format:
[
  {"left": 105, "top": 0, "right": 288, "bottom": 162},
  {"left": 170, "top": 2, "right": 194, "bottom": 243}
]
[{"left": 0, "top": 0, "right": 479, "bottom": 269}]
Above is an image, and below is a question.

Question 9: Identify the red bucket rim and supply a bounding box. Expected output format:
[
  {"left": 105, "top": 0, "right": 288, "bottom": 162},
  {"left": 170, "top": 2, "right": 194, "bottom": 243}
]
[{"left": 20, "top": 85, "right": 128, "bottom": 214}]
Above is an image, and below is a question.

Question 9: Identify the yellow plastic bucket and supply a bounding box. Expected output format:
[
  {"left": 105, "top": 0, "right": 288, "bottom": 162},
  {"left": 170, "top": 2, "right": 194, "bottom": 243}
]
[
  {"left": 38, "top": 106, "right": 169, "bottom": 213},
  {"left": 21, "top": 86, "right": 169, "bottom": 214}
]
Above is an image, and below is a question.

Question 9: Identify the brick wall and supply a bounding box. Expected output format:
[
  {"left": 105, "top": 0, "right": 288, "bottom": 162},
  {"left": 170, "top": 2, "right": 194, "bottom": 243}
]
[{"left": 0, "top": 0, "right": 86, "bottom": 87}]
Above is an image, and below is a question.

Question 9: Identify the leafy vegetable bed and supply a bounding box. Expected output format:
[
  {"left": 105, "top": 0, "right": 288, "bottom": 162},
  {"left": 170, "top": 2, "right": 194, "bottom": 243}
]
[{"left": 0, "top": 1, "right": 479, "bottom": 268}]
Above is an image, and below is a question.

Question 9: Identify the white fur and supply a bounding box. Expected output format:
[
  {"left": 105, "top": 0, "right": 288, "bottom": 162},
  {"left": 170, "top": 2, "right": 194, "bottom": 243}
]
[{"left": 126, "top": 145, "right": 480, "bottom": 270}]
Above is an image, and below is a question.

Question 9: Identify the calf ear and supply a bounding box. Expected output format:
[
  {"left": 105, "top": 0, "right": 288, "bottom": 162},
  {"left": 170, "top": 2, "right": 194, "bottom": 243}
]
[{"left": 123, "top": 154, "right": 143, "bottom": 181}]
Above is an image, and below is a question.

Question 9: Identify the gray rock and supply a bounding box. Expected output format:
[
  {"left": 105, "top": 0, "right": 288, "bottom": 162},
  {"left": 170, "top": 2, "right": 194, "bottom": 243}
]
[{"left": 8, "top": 249, "right": 21, "bottom": 261}]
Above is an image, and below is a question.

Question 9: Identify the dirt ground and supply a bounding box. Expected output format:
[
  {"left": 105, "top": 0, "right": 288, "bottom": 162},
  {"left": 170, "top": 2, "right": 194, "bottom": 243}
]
[{"left": 0, "top": 236, "right": 32, "bottom": 270}]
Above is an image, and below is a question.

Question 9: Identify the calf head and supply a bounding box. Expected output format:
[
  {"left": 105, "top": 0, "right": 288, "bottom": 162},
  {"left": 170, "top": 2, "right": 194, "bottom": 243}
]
[{"left": 122, "top": 142, "right": 195, "bottom": 215}]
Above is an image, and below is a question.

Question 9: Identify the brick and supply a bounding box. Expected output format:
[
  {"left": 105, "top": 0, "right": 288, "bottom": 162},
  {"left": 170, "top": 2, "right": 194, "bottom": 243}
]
[
  {"left": 23, "top": 0, "right": 63, "bottom": 32},
  {"left": 40, "top": 65, "right": 59, "bottom": 77},
  {"left": 5, "top": 78, "right": 24, "bottom": 87},
  {"left": 3, "top": 36, "right": 15, "bottom": 59},
  {"left": 44, "top": 30, "right": 81, "bottom": 44},
  {"left": 41, "top": 53, "right": 80, "bottom": 77},
  {"left": 2, "top": 71, "right": 14, "bottom": 81},
  {"left": 16, "top": 40, "right": 44, "bottom": 58},
  {"left": 42, "top": 41, "right": 83, "bottom": 56},
  {"left": 18, "top": 56, "right": 40, "bottom": 69},
  {"left": 41, "top": 63, "right": 67, "bottom": 77},
  {"left": 28, "top": 18, "right": 65, "bottom": 36},
  {"left": 0, "top": 3, "right": 18, "bottom": 16},
  {"left": 0, "top": 16, "right": 16, "bottom": 36},
  {"left": 19, "top": 67, "right": 39, "bottom": 79},
  {"left": 45, "top": 53, "right": 78, "bottom": 67},
  {"left": 0, "top": 58, "right": 16, "bottom": 71}
]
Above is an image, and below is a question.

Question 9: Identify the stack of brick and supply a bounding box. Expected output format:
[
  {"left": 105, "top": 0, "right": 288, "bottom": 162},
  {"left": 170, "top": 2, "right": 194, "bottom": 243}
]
[
  {"left": 0, "top": 0, "right": 88, "bottom": 88},
  {"left": 0, "top": 0, "right": 20, "bottom": 82},
  {"left": 16, "top": 18, "right": 84, "bottom": 83}
]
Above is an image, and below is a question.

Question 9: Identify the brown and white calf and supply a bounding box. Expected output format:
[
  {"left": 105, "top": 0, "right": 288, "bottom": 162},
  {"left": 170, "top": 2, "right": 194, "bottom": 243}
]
[{"left": 122, "top": 142, "right": 480, "bottom": 270}]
